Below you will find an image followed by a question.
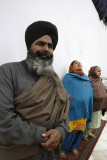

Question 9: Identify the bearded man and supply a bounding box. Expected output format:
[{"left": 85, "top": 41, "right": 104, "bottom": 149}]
[{"left": 0, "top": 21, "right": 69, "bottom": 160}]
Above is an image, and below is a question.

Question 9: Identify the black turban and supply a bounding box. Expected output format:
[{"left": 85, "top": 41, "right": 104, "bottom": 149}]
[{"left": 25, "top": 21, "right": 58, "bottom": 50}]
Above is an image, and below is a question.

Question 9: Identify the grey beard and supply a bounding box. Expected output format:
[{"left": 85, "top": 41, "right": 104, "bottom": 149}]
[{"left": 26, "top": 55, "right": 55, "bottom": 76}]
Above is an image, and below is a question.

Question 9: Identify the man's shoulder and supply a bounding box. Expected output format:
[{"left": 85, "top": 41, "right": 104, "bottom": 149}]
[
  {"left": 0, "top": 61, "right": 26, "bottom": 76},
  {"left": 1, "top": 61, "right": 22, "bottom": 67},
  {"left": 0, "top": 61, "right": 24, "bottom": 70}
]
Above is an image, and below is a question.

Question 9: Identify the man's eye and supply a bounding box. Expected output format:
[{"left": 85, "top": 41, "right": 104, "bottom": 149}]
[
  {"left": 39, "top": 42, "right": 44, "bottom": 46},
  {"left": 36, "top": 42, "right": 44, "bottom": 46},
  {"left": 48, "top": 44, "right": 53, "bottom": 48}
]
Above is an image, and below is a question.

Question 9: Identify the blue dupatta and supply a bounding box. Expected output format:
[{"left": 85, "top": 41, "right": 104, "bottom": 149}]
[{"left": 62, "top": 73, "right": 93, "bottom": 128}]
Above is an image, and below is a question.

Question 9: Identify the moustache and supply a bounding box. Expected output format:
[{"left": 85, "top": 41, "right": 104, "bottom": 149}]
[{"left": 35, "top": 51, "right": 53, "bottom": 60}]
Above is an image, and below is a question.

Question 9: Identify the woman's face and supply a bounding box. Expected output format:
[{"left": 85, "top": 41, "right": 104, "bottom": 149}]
[
  {"left": 73, "top": 61, "right": 82, "bottom": 71},
  {"left": 95, "top": 67, "right": 101, "bottom": 77}
]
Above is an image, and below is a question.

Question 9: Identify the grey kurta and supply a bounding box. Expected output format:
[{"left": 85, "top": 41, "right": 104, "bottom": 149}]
[{"left": 0, "top": 60, "right": 69, "bottom": 160}]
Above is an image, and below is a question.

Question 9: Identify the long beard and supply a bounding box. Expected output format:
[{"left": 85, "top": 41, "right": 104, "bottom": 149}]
[{"left": 26, "top": 50, "right": 55, "bottom": 76}]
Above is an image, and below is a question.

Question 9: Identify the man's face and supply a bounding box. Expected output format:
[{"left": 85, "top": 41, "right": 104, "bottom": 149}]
[
  {"left": 29, "top": 35, "right": 53, "bottom": 58},
  {"left": 26, "top": 35, "right": 55, "bottom": 75}
]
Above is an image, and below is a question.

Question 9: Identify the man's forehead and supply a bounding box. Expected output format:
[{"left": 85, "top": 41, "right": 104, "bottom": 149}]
[{"left": 36, "top": 35, "right": 52, "bottom": 43}]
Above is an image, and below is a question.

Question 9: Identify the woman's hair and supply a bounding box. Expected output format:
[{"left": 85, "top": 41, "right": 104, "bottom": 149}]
[
  {"left": 69, "top": 60, "right": 84, "bottom": 76},
  {"left": 71, "top": 60, "right": 76, "bottom": 66},
  {"left": 88, "top": 66, "right": 100, "bottom": 78},
  {"left": 95, "top": 66, "right": 100, "bottom": 72},
  {"left": 69, "top": 60, "right": 76, "bottom": 73}
]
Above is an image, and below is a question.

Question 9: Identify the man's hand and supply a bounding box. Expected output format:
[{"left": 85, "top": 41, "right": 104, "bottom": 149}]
[{"left": 41, "top": 129, "right": 62, "bottom": 151}]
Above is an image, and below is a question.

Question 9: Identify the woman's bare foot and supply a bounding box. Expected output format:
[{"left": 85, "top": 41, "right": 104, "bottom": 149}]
[
  {"left": 83, "top": 136, "right": 88, "bottom": 141},
  {"left": 60, "top": 152, "right": 66, "bottom": 158},
  {"left": 73, "top": 150, "right": 78, "bottom": 157},
  {"left": 89, "top": 133, "right": 96, "bottom": 138}
]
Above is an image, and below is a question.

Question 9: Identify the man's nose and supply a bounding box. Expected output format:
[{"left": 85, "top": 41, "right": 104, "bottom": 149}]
[{"left": 43, "top": 44, "right": 49, "bottom": 51}]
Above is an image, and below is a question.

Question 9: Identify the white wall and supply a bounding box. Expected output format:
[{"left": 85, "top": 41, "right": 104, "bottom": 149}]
[{"left": 0, "top": 0, "right": 107, "bottom": 79}]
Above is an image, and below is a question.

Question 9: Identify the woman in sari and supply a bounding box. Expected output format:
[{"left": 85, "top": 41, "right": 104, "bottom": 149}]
[
  {"left": 60, "top": 60, "right": 93, "bottom": 158},
  {"left": 83, "top": 66, "right": 107, "bottom": 140}
]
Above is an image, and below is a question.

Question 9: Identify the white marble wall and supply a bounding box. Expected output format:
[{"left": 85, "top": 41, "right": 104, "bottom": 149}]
[{"left": 0, "top": 0, "right": 107, "bottom": 79}]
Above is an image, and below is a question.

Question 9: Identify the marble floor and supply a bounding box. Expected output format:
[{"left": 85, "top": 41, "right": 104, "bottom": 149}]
[{"left": 89, "top": 112, "right": 107, "bottom": 160}]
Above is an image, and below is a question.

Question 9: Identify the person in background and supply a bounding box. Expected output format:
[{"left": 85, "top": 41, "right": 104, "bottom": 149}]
[
  {"left": 60, "top": 60, "right": 93, "bottom": 158},
  {"left": 0, "top": 21, "right": 70, "bottom": 160},
  {"left": 83, "top": 66, "right": 107, "bottom": 140}
]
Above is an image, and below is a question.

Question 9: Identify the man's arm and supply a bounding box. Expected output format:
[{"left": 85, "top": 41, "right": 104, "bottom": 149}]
[
  {"left": 0, "top": 66, "right": 46, "bottom": 145},
  {"left": 41, "top": 116, "right": 70, "bottom": 151},
  {"left": 55, "top": 115, "right": 70, "bottom": 141}
]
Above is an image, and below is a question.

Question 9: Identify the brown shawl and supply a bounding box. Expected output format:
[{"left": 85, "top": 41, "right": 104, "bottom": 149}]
[
  {"left": 88, "top": 66, "right": 107, "bottom": 111},
  {"left": 0, "top": 73, "right": 69, "bottom": 160}
]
